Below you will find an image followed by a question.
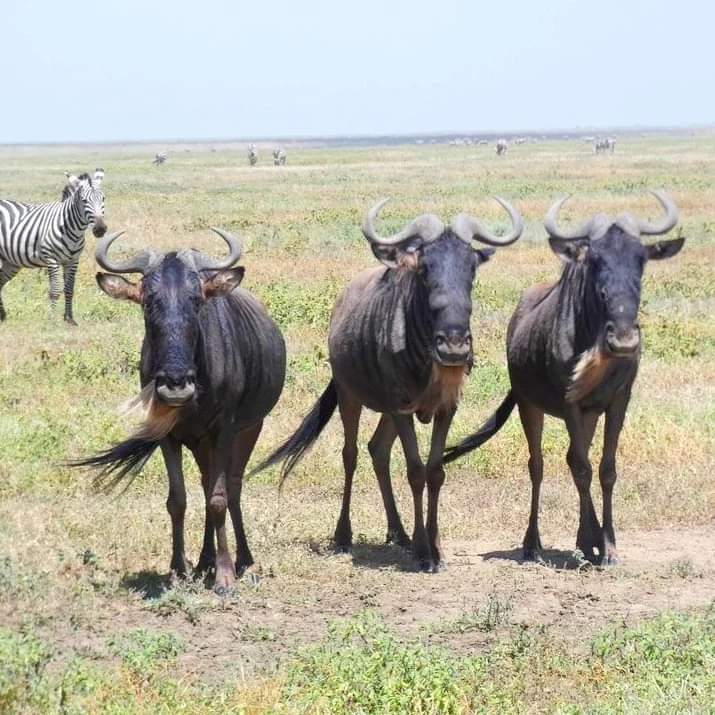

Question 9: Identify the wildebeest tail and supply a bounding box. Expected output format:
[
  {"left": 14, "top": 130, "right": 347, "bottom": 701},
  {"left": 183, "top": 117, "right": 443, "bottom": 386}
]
[
  {"left": 443, "top": 390, "right": 517, "bottom": 463},
  {"left": 250, "top": 379, "right": 338, "bottom": 486},
  {"left": 69, "top": 437, "right": 160, "bottom": 493}
]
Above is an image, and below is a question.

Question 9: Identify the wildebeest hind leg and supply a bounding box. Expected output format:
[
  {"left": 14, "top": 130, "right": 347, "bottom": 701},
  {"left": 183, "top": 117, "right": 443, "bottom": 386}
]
[
  {"left": 518, "top": 401, "right": 545, "bottom": 561},
  {"left": 565, "top": 410, "right": 601, "bottom": 562},
  {"left": 228, "top": 422, "right": 263, "bottom": 578},
  {"left": 333, "top": 389, "right": 362, "bottom": 553},
  {"left": 191, "top": 442, "right": 215, "bottom": 575},
  {"left": 368, "top": 415, "right": 410, "bottom": 547},
  {"left": 393, "top": 414, "right": 433, "bottom": 572},
  {"left": 424, "top": 408, "right": 456, "bottom": 571},
  {"left": 160, "top": 436, "right": 191, "bottom": 578}
]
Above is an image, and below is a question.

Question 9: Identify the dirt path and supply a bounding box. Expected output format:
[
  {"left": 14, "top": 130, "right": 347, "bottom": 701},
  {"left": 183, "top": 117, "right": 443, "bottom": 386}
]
[{"left": 28, "top": 523, "right": 711, "bottom": 682}]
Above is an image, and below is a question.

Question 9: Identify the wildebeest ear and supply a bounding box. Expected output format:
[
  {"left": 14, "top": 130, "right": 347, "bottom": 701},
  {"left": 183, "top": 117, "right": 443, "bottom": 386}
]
[
  {"left": 201, "top": 267, "right": 245, "bottom": 297},
  {"left": 548, "top": 237, "right": 589, "bottom": 263},
  {"left": 371, "top": 241, "right": 422, "bottom": 270},
  {"left": 475, "top": 248, "right": 495, "bottom": 264},
  {"left": 96, "top": 273, "right": 143, "bottom": 303},
  {"left": 644, "top": 237, "right": 685, "bottom": 261}
]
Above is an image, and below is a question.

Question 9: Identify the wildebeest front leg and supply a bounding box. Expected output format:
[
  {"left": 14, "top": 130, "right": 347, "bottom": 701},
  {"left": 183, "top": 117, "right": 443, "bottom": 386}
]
[
  {"left": 228, "top": 422, "right": 263, "bottom": 577},
  {"left": 368, "top": 414, "right": 410, "bottom": 547},
  {"left": 190, "top": 441, "right": 215, "bottom": 575},
  {"left": 599, "top": 391, "right": 630, "bottom": 566},
  {"left": 518, "top": 400, "right": 545, "bottom": 561},
  {"left": 424, "top": 408, "right": 455, "bottom": 571},
  {"left": 564, "top": 409, "right": 601, "bottom": 561},
  {"left": 208, "top": 430, "right": 236, "bottom": 594},
  {"left": 334, "top": 390, "right": 362, "bottom": 553},
  {"left": 160, "top": 436, "right": 191, "bottom": 577},
  {"left": 393, "top": 414, "right": 432, "bottom": 571}
]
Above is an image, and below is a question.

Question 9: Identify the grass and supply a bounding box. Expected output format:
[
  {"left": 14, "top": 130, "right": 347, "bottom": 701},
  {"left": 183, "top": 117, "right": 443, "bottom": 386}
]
[
  {"left": 0, "top": 134, "right": 714, "bottom": 712},
  {"left": 1, "top": 608, "right": 713, "bottom": 714}
]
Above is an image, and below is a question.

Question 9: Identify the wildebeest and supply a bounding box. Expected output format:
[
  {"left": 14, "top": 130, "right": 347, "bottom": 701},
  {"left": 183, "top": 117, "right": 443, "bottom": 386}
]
[
  {"left": 153, "top": 153, "right": 168, "bottom": 165},
  {"left": 74, "top": 228, "right": 286, "bottom": 592},
  {"left": 254, "top": 198, "right": 524, "bottom": 571},
  {"left": 445, "top": 191, "right": 684, "bottom": 565},
  {"left": 496, "top": 139, "right": 508, "bottom": 156},
  {"left": 273, "top": 148, "right": 287, "bottom": 166},
  {"left": 594, "top": 138, "right": 616, "bottom": 154},
  {"left": 248, "top": 144, "right": 258, "bottom": 166}
]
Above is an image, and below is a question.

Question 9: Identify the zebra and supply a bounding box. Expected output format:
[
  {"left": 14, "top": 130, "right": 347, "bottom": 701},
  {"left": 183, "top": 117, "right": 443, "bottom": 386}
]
[
  {"left": 153, "top": 152, "right": 168, "bottom": 165},
  {"left": 248, "top": 143, "right": 258, "bottom": 166},
  {"left": 594, "top": 137, "right": 616, "bottom": 154},
  {"left": 496, "top": 139, "right": 508, "bottom": 155},
  {"left": 0, "top": 169, "right": 107, "bottom": 325},
  {"left": 273, "top": 148, "right": 287, "bottom": 166}
]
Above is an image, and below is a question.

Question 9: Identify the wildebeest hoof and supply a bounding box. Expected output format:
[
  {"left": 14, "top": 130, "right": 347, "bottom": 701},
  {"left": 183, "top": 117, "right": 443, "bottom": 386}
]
[
  {"left": 386, "top": 529, "right": 411, "bottom": 549},
  {"left": 431, "top": 560, "right": 447, "bottom": 573},
  {"left": 64, "top": 317, "right": 78, "bottom": 327},
  {"left": 334, "top": 544, "right": 352, "bottom": 556},
  {"left": 601, "top": 553, "right": 619, "bottom": 567},
  {"left": 195, "top": 558, "right": 216, "bottom": 577},
  {"left": 214, "top": 584, "right": 231, "bottom": 597}
]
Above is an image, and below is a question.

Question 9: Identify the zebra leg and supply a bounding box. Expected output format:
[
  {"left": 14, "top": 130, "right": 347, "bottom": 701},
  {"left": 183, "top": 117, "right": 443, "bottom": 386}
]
[
  {"left": 47, "top": 264, "right": 62, "bottom": 312},
  {"left": 0, "top": 263, "right": 21, "bottom": 321},
  {"left": 62, "top": 260, "right": 79, "bottom": 325}
]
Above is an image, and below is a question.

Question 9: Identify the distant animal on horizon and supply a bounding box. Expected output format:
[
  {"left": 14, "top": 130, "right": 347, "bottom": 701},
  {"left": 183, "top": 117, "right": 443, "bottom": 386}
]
[
  {"left": 0, "top": 169, "right": 107, "bottom": 325},
  {"left": 248, "top": 144, "right": 258, "bottom": 166},
  {"left": 445, "top": 191, "right": 684, "bottom": 566},
  {"left": 73, "top": 228, "right": 286, "bottom": 593},
  {"left": 496, "top": 139, "right": 508, "bottom": 155},
  {"left": 252, "top": 197, "right": 524, "bottom": 572},
  {"left": 594, "top": 138, "right": 616, "bottom": 154},
  {"left": 153, "top": 153, "right": 168, "bottom": 165},
  {"left": 273, "top": 148, "right": 287, "bottom": 166}
]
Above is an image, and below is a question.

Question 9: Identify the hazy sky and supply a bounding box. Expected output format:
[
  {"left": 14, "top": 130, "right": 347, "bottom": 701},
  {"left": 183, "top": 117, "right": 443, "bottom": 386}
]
[{"left": 3, "top": 0, "right": 713, "bottom": 143}]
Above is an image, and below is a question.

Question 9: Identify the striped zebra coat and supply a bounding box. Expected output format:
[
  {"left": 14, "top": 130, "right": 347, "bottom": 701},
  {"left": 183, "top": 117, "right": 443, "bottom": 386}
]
[{"left": 0, "top": 169, "right": 107, "bottom": 325}]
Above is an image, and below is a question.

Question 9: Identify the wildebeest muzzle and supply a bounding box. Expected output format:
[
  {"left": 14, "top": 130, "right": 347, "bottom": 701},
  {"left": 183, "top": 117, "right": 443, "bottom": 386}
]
[
  {"left": 435, "top": 329, "right": 472, "bottom": 366},
  {"left": 154, "top": 369, "right": 196, "bottom": 405},
  {"left": 605, "top": 321, "right": 640, "bottom": 356}
]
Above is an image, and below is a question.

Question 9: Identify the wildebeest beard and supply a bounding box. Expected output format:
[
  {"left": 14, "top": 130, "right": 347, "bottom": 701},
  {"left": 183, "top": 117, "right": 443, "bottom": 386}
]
[{"left": 118, "top": 380, "right": 183, "bottom": 441}]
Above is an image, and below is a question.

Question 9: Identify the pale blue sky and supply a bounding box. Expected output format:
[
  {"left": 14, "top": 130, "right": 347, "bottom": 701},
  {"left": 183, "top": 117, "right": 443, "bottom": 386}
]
[{"left": 2, "top": 0, "right": 713, "bottom": 143}]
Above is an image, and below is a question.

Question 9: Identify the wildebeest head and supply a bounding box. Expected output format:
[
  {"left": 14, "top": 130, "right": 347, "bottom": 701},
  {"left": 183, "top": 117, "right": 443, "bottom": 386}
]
[
  {"left": 64, "top": 169, "right": 107, "bottom": 237},
  {"left": 363, "top": 198, "right": 524, "bottom": 366},
  {"left": 545, "top": 191, "right": 684, "bottom": 357},
  {"left": 94, "top": 228, "right": 244, "bottom": 406}
]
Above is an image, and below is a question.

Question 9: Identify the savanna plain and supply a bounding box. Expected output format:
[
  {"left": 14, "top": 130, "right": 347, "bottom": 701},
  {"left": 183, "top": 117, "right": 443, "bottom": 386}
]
[{"left": 0, "top": 136, "right": 714, "bottom": 713}]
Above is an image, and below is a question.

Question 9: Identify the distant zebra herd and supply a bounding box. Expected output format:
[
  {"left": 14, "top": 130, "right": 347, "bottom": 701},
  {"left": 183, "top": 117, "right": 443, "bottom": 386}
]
[{"left": 247, "top": 144, "right": 287, "bottom": 166}]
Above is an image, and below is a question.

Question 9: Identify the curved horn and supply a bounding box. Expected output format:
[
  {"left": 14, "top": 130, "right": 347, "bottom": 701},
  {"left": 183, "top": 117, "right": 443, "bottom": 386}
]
[
  {"left": 451, "top": 196, "right": 524, "bottom": 248},
  {"left": 362, "top": 199, "right": 444, "bottom": 246},
  {"left": 636, "top": 190, "right": 678, "bottom": 236},
  {"left": 95, "top": 231, "right": 159, "bottom": 274},
  {"left": 193, "top": 227, "right": 243, "bottom": 271},
  {"left": 543, "top": 195, "right": 593, "bottom": 241}
]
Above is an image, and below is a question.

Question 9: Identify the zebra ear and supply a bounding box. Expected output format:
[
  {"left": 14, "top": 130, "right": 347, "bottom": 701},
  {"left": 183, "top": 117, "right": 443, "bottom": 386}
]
[
  {"left": 93, "top": 168, "right": 105, "bottom": 187},
  {"left": 65, "top": 172, "right": 80, "bottom": 189}
]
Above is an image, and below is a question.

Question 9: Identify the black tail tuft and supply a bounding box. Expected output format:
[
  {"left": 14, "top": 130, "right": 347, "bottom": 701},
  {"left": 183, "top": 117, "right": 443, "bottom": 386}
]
[
  {"left": 444, "top": 391, "right": 517, "bottom": 463},
  {"left": 69, "top": 437, "right": 160, "bottom": 493},
  {"left": 249, "top": 380, "right": 338, "bottom": 486}
]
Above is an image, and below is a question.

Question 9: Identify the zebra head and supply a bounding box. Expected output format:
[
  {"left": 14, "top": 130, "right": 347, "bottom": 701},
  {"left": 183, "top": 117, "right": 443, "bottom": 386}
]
[{"left": 64, "top": 169, "right": 107, "bottom": 237}]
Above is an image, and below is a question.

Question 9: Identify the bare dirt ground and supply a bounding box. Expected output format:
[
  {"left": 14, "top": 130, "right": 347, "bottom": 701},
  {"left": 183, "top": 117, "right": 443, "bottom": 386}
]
[{"left": 8, "top": 516, "right": 712, "bottom": 683}]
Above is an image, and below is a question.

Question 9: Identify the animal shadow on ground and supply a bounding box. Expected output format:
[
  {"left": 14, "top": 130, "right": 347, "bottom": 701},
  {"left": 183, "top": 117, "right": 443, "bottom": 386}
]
[
  {"left": 121, "top": 571, "right": 171, "bottom": 599},
  {"left": 480, "top": 547, "right": 592, "bottom": 571},
  {"left": 348, "top": 541, "right": 417, "bottom": 572}
]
